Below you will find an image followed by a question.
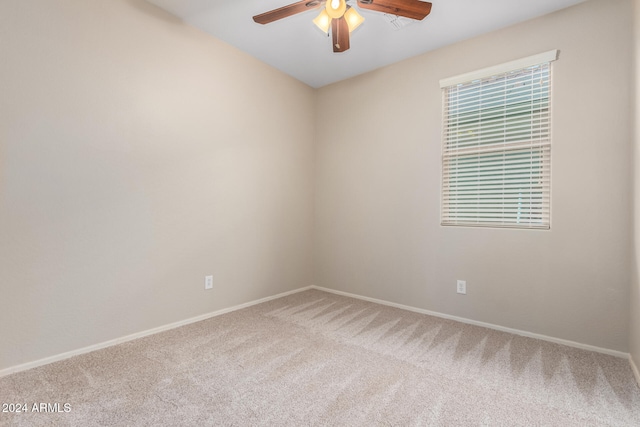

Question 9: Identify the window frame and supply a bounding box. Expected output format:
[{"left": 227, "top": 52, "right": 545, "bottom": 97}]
[{"left": 439, "top": 50, "right": 558, "bottom": 230}]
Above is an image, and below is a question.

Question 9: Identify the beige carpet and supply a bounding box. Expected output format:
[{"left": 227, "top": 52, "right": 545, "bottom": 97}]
[{"left": 1, "top": 289, "right": 639, "bottom": 426}]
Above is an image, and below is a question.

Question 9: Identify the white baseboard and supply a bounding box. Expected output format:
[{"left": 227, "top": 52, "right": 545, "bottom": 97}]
[
  {"left": 631, "top": 354, "right": 640, "bottom": 388},
  {"left": 1, "top": 284, "right": 633, "bottom": 378},
  {"left": 311, "top": 286, "right": 629, "bottom": 359},
  {"left": 0, "top": 286, "right": 313, "bottom": 378}
]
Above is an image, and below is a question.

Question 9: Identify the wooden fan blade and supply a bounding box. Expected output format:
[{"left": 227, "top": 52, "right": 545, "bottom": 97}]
[
  {"left": 357, "top": 0, "right": 432, "bottom": 20},
  {"left": 253, "top": 0, "right": 323, "bottom": 24},
  {"left": 332, "top": 17, "right": 350, "bottom": 52}
]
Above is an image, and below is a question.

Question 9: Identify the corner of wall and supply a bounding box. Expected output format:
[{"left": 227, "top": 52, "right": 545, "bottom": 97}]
[{"left": 631, "top": 0, "right": 640, "bottom": 385}]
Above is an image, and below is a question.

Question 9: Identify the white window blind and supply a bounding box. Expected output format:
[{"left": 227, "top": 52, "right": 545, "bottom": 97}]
[{"left": 440, "top": 51, "right": 557, "bottom": 229}]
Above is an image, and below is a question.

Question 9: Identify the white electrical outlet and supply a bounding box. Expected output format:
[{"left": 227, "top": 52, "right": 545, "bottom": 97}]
[
  {"left": 205, "top": 275, "right": 213, "bottom": 290},
  {"left": 457, "top": 280, "right": 466, "bottom": 295}
]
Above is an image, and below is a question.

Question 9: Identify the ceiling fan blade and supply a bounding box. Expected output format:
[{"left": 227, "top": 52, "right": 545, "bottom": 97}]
[
  {"left": 357, "top": 0, "right": 432, "bottom": 20},
  {"left": 253, "top": 0, "right": 323, "bottom": 24},
  {"left": 332, "top": 17, "right": 350, "bottom": 52}
]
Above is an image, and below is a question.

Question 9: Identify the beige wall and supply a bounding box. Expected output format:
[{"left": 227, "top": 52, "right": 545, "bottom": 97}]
[
  {"left": 1, "top": 0, "right": 636, "bottom": 372},
  {"left": 0, "top": 0, "right": 315, "bottom": 371},
  {"left": 315, "top": 0, "right": 633, "bottom": 351},
  {"left": 632, "top": 0, "right": 640, "bottom": 373}
]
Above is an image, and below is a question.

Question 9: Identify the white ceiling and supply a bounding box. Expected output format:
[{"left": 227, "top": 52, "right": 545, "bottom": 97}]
[{"left": 147, "top": 0, "right": 587, "bottom": 88}]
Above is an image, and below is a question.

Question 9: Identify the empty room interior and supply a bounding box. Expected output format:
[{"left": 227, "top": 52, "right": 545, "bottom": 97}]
[{"left": 2, "top": 0, "right": 640, "bottom": 425}]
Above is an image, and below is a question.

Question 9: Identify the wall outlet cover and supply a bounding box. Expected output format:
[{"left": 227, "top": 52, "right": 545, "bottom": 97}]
[{"left": 457, "top": 280, "right": 466, "bottom": 295}]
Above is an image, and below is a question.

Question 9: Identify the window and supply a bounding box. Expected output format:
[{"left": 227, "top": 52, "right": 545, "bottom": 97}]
[{"left": 439, "top": 50, "right": 558, "bottom": 229}]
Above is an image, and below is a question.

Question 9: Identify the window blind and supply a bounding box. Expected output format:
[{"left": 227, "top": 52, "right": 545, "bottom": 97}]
[{"left": 440, "top": 52, "right": 556, "bottom": 229}]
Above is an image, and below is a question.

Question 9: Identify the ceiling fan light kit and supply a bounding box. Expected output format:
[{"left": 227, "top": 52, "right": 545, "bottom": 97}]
[
  {"left": 344, "top": 6, "right": 365, "bottom": 32},
  {"left": 326, "top": 0, "right": 347, "bottom": 18},
  {"left": 314, "top": 6, "right": 364, "bottom": 34},
  {"left": 253, "top": 0, "right": 432, "bottom": 53},
  {"left": 313, "top": 9, "right": 331, "bottom": 33}
]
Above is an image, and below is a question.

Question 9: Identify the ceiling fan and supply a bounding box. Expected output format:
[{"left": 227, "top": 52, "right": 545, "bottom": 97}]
[{"left": 253, "top": 0, "right": 433, "bottom": 53}]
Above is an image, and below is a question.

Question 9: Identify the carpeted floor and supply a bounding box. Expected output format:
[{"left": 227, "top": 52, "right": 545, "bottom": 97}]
[{"left": 1, "top": 289, "right": 639, "bottom": 426}]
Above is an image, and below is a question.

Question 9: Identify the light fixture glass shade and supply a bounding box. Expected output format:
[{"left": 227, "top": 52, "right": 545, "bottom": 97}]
[
  {"left": 344, "top": 6, "right": 364, "bottom": 32},
  {"left": 313, "top": 9, "right": 331, "bottom": 33},
  {"left": 325, "top": 0, "right": 347, "bottom": 19}
]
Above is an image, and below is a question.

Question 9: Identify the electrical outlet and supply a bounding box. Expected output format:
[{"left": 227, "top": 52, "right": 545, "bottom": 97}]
[
  {"left": 205, "top": 275, "right": 213, "bottom": 290},
  {"left": 457, "top": 280, "right": 466, "bottom": 295}
]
